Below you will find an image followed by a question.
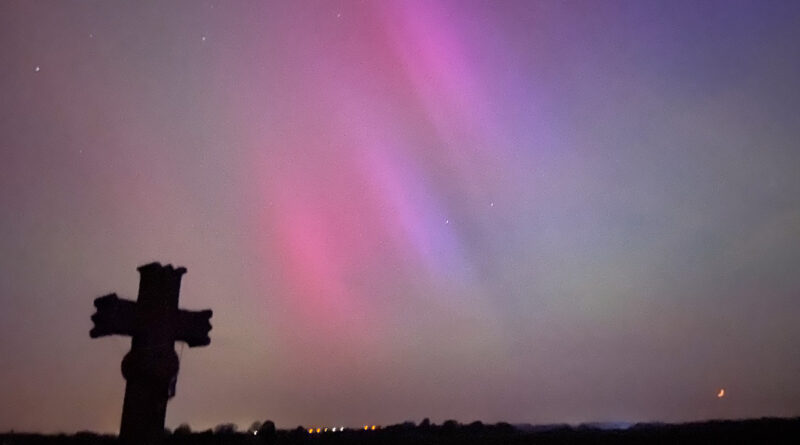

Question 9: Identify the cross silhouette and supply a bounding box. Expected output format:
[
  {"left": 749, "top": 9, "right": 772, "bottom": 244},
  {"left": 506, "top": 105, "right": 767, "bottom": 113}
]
[{"left": 90, "top": 262, "right": 212, "bottom": 445}]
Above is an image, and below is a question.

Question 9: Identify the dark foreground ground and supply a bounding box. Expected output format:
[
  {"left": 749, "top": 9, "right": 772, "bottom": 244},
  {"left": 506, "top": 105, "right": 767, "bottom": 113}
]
[{"left": 4, "top": 417, "right": 800, "bottom": 445}]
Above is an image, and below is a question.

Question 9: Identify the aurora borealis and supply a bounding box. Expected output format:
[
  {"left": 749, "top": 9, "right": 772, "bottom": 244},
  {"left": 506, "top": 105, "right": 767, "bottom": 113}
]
[{"left": 1, "top": 0, "right": 800, "bottom": 434}]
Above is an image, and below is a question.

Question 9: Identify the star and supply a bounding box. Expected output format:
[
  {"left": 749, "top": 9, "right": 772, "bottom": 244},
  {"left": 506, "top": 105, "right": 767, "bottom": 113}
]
[
  {"left": 336, "top": 12, "right": 342, "bottom": 19},
  {"left": 34, "top": 66, "right": 40, "bottom": 72},
  {"left": 201, "top": 35, "right": 207, "bottom": 41}
]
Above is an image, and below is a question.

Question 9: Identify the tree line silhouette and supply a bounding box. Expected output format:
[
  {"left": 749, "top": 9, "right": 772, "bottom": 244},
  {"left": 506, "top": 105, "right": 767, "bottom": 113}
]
[{"left": 3, "top": 417, "right": 800, "bottom": 444}]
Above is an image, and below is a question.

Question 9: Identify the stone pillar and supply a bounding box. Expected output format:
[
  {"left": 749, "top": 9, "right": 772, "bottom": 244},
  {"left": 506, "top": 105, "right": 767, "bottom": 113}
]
[{"left": 118, "top": 264, "right": 185, "bottom": 445}]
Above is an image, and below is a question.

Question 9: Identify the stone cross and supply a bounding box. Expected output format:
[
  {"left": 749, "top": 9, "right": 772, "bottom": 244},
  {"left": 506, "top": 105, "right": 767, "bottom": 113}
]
[{"left": 90, "top": 262, "right": 212, "bottom": 445}]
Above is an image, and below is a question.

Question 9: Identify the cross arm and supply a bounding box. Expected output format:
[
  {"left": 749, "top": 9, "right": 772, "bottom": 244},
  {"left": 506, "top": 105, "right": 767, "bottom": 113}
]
[
  {"left": 90, "top": 293, "right": 138, "bottom": 338},
  {"left": 175, "top": 309, "right": 213, "bottom": 347}
]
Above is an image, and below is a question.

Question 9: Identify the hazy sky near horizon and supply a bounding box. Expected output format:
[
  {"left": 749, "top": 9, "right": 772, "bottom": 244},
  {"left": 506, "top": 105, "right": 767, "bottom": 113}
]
[{"left": 2, "top": 0, "right": 800, "bottom": 434}]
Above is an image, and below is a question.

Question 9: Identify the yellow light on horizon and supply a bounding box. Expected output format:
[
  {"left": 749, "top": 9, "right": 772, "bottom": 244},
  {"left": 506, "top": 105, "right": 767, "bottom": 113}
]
[
  {"left": 371, "top": 425, "right": 376, "bottom": 430},
  {"left": 718, "top": 388, "right": 725, "bottom": 398},
  {"left": 308, "top": 429, "right": 314, "bottom": 434},
  {"left": 316, "top": 428, "right": 321, "bottom": 433},
  {"left": 364, "top": 425, "right": 369, "bottom": 430}
]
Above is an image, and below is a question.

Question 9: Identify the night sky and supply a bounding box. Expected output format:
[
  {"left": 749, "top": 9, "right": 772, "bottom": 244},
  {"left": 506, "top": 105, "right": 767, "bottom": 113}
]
[{"left": 2, "top": 0, "right": 800, "bottom": 435}]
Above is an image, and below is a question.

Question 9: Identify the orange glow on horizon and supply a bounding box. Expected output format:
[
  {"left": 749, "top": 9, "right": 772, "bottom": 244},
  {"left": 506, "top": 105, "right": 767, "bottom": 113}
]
[{"left": 717, "top": 388, "right": 725, "bottom": 398}]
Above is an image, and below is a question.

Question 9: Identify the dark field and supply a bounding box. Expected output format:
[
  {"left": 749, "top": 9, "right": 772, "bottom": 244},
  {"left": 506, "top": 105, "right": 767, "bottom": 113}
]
[{"left": 4, "top": 417, "right": 800, "bottom": 445}]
